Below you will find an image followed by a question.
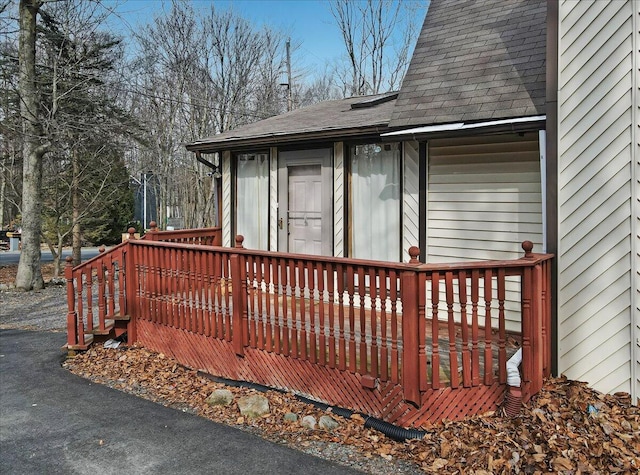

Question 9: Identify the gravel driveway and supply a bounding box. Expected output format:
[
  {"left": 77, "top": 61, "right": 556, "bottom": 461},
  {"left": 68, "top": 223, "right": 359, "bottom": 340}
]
[{"left": 0, "top": 284, "right": 68, "bottom": 331}]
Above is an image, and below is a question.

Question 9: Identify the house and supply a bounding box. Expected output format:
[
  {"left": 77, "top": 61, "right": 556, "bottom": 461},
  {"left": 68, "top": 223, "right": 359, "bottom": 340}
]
[{"left": 186, "top": 0, "right": 639, "bottom": 403}]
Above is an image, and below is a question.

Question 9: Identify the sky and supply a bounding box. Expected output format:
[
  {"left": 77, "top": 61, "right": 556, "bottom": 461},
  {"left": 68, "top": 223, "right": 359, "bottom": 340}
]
[
  {"left": 106, "top": 0, "right": 355, "bottom": 73},
  {"left": 103, "top": 0, "right": 427, "bottom": 79}
]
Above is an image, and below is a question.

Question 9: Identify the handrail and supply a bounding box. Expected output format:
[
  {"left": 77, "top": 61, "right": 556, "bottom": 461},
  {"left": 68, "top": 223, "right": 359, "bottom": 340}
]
[
  {"left": 142, "top": 222, "right": 222, "bottom": 246},
  {"left": 66, "top": 243, "right": 130, "bottom": 349},
  {"left": 128, "top": 236, "right": 550, "bottom": 273}
]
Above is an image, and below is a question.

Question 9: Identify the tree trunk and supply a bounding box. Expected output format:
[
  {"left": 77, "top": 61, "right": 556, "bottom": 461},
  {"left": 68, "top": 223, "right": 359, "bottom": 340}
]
[
  {"left": 0, "top": 152, "right": 6, "bottom": 228},
  {"left": 71, "top": 149, "right": 81, "bottom": 266},
  {"left": 53, "top": 238, "right": 63, "bottom": 278},
  {"left": 15, "top": 0, "right": 46, "bottom": 291}
]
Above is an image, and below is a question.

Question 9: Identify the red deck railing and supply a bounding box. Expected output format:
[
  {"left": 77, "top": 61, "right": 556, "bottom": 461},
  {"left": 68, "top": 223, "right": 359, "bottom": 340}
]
[{"left": 65, "top": 228, "right": 552, "bottom": 426}]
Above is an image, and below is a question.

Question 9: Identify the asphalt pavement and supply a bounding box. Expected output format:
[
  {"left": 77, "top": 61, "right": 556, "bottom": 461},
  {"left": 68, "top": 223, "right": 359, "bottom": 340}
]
[
  {"left": 0, "top": 329, "right": 360, "bottom": 474},
  {"left": 0, "top": 248, "right": 102, "bottom": 267}
]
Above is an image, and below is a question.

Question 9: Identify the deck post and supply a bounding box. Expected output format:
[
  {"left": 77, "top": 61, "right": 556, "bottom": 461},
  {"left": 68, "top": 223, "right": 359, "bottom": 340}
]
[
  {"left": 230, "top": 235, "right": 246, "bottom": 356},
  {"left": 125, "top": 228, "right": 138, "bottom": 343},
  {"left": 532, "top": 262, "right": 544, "bottom": 394},
  {"left": 520, "top": 241, "right": 534, "bottom": 396},
  {"left": 401, "top": 266, "right": 421, "bottom": 405},
  {"left": 147, "top": 221, "right": 159, "bottom": 240},
  {"left": 65, "top": 256, "right": 77, "bottom": 348}
]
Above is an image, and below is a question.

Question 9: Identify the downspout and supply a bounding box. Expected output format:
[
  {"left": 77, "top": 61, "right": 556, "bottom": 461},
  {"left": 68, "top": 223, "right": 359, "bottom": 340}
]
[
  {"left": 195, "top": 150, "right": 217, "bottom": 170},
  {"left": 545, "top": 0, "right": 560, "bottom": 377},
  {"left": 200, "top": 372, "right": 428, "bottom": 441},
  {"left": 195, "top": 151, "right": 223, "bottom": 228},
  {"left": 503, "top": 348, "right": 523, "bottom": 417}
]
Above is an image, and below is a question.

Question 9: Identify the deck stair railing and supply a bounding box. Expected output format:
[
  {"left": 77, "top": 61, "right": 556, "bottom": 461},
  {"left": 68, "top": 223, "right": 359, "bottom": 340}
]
[
  {"left": 65, "top": 228, "right": 552, "bottom": 425},
  {"left": 65, "top": 225, "right": 222, "bottom": 350}
]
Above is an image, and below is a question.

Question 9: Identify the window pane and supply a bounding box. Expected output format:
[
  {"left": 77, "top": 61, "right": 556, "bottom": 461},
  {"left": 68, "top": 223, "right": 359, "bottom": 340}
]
[
  {"left": 351, "top": 143, "right": 400, "bottom": 261},
  {"left": 236, "top": 153, "right": 269, "bottom": 250}
]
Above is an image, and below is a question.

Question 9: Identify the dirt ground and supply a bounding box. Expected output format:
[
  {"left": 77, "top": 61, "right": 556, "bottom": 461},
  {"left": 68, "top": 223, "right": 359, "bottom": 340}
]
[{"left": 0, "top": 262, "right": 57, "bottom": 284}]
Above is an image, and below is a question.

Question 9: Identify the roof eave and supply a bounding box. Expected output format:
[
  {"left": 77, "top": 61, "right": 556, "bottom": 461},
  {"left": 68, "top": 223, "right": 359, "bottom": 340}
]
[{"left": 186, "top": 125, "right": 391, "bottom": 153}]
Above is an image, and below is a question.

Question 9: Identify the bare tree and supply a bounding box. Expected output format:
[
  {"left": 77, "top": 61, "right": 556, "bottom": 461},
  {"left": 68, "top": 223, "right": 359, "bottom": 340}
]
[
  {"left": 329, "top": 0, "right": 419, "bottom": 96},
  {"left": 7, "top": 0, "right": 137, "bottom": 282},
  {"left": 128, "top": 1, "right": 290, "bottom": 229},
  {"left": 294, "top": 66, "right": 342, "bottom": 108},
  {"left": 37, "top": 1, "right": 136, "bottom": 266},
  {"left": 15, "top": 0, "right": 48, "bottom": 290}
]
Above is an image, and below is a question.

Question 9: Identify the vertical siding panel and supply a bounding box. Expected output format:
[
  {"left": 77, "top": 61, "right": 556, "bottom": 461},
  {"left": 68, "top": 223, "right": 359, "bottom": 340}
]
[
  {"left": 558, "top": 0, "right": 635, "bottom": 398},
  {"left": 334, "top": 142, "right": 345, "bottom": 257},
  {"left": 633, "top": 0, "right": 640, "bottom": 403},
  {"left": 269, "top": 147, "right": 279, "bottom": 252},
  {"left": 222, "top": 150, "right": 232, "bottom": 248},
  {"left": 403, "top": 140, "right": 420, "bottom": 260}
]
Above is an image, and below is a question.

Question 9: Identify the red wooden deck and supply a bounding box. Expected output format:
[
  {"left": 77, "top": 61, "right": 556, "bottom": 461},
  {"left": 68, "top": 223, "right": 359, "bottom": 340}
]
[{"left": 65, "top": 227, "right": 552, "bottom": 427}]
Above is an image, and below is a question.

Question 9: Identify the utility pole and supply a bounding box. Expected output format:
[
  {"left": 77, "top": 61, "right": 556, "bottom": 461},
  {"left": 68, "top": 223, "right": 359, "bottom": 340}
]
[
  {"left": 286, "top": 38, "right": 292, "bottom": 111},
  {"left": 143, "top": 172, "right": 147, "bottom": 231}
]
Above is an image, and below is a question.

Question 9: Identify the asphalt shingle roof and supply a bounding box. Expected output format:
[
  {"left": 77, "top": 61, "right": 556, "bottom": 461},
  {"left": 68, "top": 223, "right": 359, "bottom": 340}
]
[
  {"left": 188, "top": 0, "right": 547, "bottom": 150},
  {"left": 389, "top": 0, "right": 546, "bottom": 129},
  {"left": 187, "top": 93, "right": 397, "bottom": 151}
]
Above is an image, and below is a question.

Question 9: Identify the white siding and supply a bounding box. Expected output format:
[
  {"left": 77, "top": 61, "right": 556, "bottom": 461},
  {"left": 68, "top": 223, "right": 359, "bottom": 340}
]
[
  {"left": 558, "top": 0, "right": 638, "bottom": 400},
  {"left": 427, "top": 133, "right": 543, "bottom": 331},
  {"left": 403, "top": 141, "right": 420, "bottom": 262},
  {"left": 634, "top": 0, "right": 640, "bottom": 403},
  {"left": 427, "top": 133, "right": 543, "bottom": 262}
]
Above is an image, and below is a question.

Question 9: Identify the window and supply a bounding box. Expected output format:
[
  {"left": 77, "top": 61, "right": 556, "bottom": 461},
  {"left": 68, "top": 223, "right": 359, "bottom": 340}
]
[
  {"left": 350, "top": 143, "right": 401, "bottom": 261},
  {"left": 236, "top": 152, "right": 269, "bottom": 250}
]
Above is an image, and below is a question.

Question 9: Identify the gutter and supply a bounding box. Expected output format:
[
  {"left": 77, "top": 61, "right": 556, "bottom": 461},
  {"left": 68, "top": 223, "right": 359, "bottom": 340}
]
[{"left": 381, "top": 115, "right": 547, "bottom": 140}]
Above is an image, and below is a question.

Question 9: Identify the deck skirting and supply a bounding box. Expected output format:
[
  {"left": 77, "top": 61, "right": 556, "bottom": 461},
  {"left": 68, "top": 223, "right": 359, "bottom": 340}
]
[{"left": 137, "top": 319, "right": 507, "bottom": 426}]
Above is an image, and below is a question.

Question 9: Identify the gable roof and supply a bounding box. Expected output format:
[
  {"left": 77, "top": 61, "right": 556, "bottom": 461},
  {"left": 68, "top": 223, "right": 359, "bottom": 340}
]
[
  {"left": 186, "top": 93, "right": 397, "bottom": 152},
  {"left": 389, "top": 0, "right": 546, "bottom": 129},
  {"left": 187, "top": 0, "right": 547, "bottom": 152}
]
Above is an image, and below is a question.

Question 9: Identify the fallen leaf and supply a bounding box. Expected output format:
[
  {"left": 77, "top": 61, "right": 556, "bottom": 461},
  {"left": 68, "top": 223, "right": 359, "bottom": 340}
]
[
  {"left": 552, "top": 457, "right": 573, "bottom": 470},
  {"left": 431, "top": 458, "right": 448, "bottom": 470},
  {"left": 61, "top": 347, "right": 640, "bottom": 475}
]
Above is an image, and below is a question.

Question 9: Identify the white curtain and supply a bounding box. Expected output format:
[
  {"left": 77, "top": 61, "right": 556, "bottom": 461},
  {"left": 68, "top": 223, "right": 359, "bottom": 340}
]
[
  {"left": 351, "top": 143, "right": 401, "bottom": 261},
  {"left": 236, "top": 153, "right": 269, "bottom": 250}
]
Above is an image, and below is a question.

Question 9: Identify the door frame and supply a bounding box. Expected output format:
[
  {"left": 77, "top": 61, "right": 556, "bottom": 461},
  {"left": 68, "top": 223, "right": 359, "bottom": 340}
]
[{"left": 278, "top": 148, "right": 333, "bottom": 255}]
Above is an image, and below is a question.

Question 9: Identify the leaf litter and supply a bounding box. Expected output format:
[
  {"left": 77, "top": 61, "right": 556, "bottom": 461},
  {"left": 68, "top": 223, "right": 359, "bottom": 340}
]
[{"left": 64, "top": 345, "right": 640, "bottom": 474}]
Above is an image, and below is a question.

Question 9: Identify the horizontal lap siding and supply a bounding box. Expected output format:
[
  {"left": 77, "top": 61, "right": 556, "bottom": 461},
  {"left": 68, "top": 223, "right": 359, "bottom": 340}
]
[
  {"left": 558, "top": 0, "right": 636, "bottom": 398},
  {"left": 427, "top": 133, "right": 543, "bottom": 332},
  {"left": 428, "top": 134, "right": 543, "bottom": 262}
]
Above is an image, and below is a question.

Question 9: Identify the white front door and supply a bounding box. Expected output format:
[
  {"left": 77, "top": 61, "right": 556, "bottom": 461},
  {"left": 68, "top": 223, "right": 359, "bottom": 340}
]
[{"left": 278, "top": 149, "right": 332, "bottom": 255}]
